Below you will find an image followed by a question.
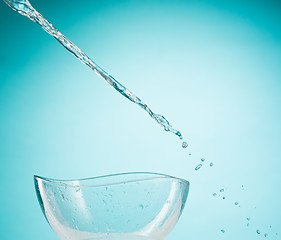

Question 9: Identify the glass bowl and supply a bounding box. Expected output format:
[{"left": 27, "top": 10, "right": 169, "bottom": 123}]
[{"left": 34, "top": 172, "right": 189, "bottom": 240}]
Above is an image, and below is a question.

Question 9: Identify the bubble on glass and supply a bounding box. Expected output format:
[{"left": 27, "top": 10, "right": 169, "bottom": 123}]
[
  {"left": 235, "top": 202, "right": 239, "bottom": 205},
  {"left": 195, "top": 164, "right": 202, "bottom": 171},
  {"left": 139, "top": 204, "right": 144, "bottom": 209},
  {"left": 220, "top": 189, "right": 224, "bottom": 193},
  {"left": 264, "top": 233, "right": 268, "bottom": 237},
  {"left": 213, "top": 193, "right": 217, "bottom": 197},
  {"left": 210, "top": 162, "right": 213, "bottom": 167},
  {"left": 221, "top": 229, "right": 225, "bottom": 233},
  {"left": 257, "top": 230, "right": 261, "bottom": 234},
  {"left": 222, "top": 196, "right": 226, "bottom": 200},
  {"left": 201, "top": 158, "right": 205, "bottom": 162},
  {"left": 182, "top": 142, "right": 188, "bottom": 148},
  {"left": 247, "top": 217, "right": 250, "bottom": 221}
]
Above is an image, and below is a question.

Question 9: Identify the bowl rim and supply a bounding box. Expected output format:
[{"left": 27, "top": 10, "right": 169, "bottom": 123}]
[{"left": 34, "top": 172, "right": 189, "bottom": 188}]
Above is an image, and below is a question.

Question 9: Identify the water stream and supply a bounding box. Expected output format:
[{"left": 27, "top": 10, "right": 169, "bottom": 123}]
[{"left": 4, "top": 0, "right": 183, "bottom": 140}]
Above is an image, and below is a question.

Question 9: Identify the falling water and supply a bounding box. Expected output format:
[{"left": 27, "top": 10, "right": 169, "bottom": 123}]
[{"left": 4, "top": 0, "right": 183, "bottom": 139}]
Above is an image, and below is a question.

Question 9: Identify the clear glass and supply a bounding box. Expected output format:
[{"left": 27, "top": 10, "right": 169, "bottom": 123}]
[{"left": 34, "top": 172, "right": 189, "bottom": 240}]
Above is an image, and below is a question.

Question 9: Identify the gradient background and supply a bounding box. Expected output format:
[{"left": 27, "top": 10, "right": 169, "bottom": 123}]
[{"left": 0, "top": 0, "right": 281, "bottom": 239}]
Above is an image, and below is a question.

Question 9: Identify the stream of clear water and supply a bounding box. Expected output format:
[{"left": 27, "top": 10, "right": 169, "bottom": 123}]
[{"left": 5, "top": 0, "right": 183, "bottom": 140}]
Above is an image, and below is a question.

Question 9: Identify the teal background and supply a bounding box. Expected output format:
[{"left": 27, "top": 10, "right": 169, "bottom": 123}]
[{"left": 0, "top": 0, "right": 281, "bottom": 239}]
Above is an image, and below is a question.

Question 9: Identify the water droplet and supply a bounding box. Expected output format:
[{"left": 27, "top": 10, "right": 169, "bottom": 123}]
[
  {"left": 257, "top": 230, "right": 261, "bottom": 234},
  {"left": 220, "top": 189, "right": 224, "bottom": 192},
  {"left": 195, "top": 164, "right": 202, "bottom": 171},
  {"left": 213, "top": 193, "right": 217, "bottom": 196},
  {"left": 201, "top": 158, "right": 205, "bottom": 162},
  {"left": 235, "top": 202, "right": 239, "bottom": 205},
  {"left": 182, "top": 142, "right": 188, "bottom": 148},
  {"left": 264, "top": 233, "right": 268, "bottom": 237},
  {"left": 221, "top": 229, "right": 225, "bottom": 233},
  {"left": 210, "top": 162, "right": 213, "bottom": 167},
  {"left": 222, "top": 196, "right": 226, "bottom": 200}
]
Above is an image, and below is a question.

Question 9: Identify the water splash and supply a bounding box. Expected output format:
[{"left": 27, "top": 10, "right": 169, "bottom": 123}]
[{"left": 4, "top": 0, "right": 183, "bottom": 139}]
